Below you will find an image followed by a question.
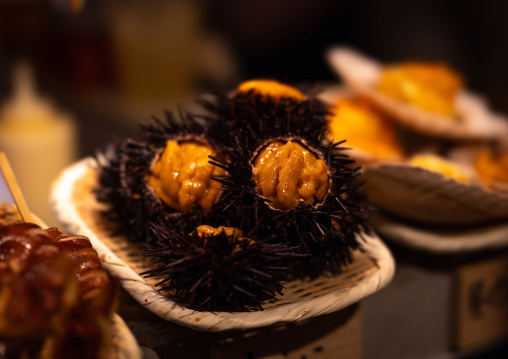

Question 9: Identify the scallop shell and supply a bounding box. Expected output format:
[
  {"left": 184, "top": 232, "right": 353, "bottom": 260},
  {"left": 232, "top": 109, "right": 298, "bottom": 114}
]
[
  {"left": 316, "top": 83, "right": 354, "bottom": 105},
  {"left": 326, "top": 47, "right": 508, "bottom": 141},
  {"left": 362, "top": 162, "right": 508, "bottom": 226},
  {"left": 370, "top": 211, "right": 508, "bottom": 253},
  {"left": 50, "top": 157, "right": 395, "bottom": 332},
  {"left": 346, "top": 146, "right": 399, "bottom": 167}
]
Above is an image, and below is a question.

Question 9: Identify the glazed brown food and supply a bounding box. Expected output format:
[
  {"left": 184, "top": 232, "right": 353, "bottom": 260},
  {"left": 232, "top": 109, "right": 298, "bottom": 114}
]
[{"left": 0, "top": 222, "right": 115, "bottom": 359}]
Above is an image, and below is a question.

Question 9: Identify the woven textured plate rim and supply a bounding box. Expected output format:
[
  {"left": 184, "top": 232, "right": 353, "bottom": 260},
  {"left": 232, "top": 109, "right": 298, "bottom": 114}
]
[
  {"left": 362, "top": 162, "right": 508, "bottom": 225},
  {"left": 50, "top": 157, "right": 395, "bottom": 332},
  {"left": 111, "top": 313, "right": 142, "bottom": 359},
  {"left": 370, "top": 211, "right": 508, "bottom": 254}
]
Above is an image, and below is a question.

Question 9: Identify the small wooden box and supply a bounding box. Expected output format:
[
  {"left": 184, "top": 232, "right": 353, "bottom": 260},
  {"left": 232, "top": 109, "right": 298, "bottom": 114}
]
[
  {"left": 454, "top": 252, "right": 508, "bottom": 350},
  {"left": 362, "top": 242, "right": 508, "bottom": 359}
]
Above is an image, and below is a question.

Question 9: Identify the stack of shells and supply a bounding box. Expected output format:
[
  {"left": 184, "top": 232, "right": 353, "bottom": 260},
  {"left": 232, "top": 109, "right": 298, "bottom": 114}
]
[{"left": 324, "top": 47, "right": 508, "bottom": 228}]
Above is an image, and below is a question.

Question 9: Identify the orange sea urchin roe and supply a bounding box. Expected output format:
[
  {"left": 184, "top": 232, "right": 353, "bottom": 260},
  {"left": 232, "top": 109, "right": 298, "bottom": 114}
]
[
  {"left": 195, "top": 225, "right": 255, "bottom": 245},
  {"left": 409, "top": 154, "right": 470, "bottom": 183},
  {"left": 196, "top": 225, "right": 243, "bottom": 240},
  {"left": 474, "top": 149, "right": 508, "bottom": 187},
  {"left": 147, "top": 140, "right": 224, "bottom": 212},
  {"left": 327, "top": 98, "right": 404, "bottom": 160},
  {"left": 237, "top": 79, "right": 305, "bottom": 101},
  {"left": 378, "top": 62, "right": 464, "bottom": 116},
  {"left": 253, "top": 141, "right": 329, "bottom": 210}
]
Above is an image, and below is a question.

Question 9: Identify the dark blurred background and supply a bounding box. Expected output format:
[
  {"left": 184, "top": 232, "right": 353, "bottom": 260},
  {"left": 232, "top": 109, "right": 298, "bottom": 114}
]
[
  {"left": 1, "top": 0, "right": 508, "bottom": 219},
  {"left": 1, "top": 0, "right": 508, "bottom": 153}
]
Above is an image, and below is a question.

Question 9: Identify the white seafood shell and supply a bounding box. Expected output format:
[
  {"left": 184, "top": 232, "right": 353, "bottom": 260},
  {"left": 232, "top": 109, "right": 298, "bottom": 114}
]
[
  {"left": 362, "top": 162, "right": 508, "bottom": 226},
  {"left": 326, "top": 46, "right": 508, "bottom": 141},
  {"left": 369, "top": 211, "right": 508, "bottom": 253}
]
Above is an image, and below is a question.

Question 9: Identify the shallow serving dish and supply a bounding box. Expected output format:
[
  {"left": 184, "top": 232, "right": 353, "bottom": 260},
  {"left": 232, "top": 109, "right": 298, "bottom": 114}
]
[
  {"left": 369, "top": 211, "right": 508, "bottom": 254},
  {"left": 362, "top": 162, "right": 508, "bottom": 227},
  {"left": 51, "top": 157, "right": 395, "bottom": 332},
  {"left": 326, "top": 46, "right": 508, "bottom": 141}
]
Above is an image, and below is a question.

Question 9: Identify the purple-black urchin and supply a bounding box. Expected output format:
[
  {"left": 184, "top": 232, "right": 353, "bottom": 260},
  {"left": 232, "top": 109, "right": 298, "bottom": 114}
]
[
  {"left": 95, "top": 110, "right": 228, "bottom": 243},
  {"left": 199, "top": 79, "right": 329, "bottom": 145},
  {"left": 208, "top": 130, "right": 369, "bottom": 278},
  {"left": 142, "top": 222, "right": 301, "bottom": 312}
]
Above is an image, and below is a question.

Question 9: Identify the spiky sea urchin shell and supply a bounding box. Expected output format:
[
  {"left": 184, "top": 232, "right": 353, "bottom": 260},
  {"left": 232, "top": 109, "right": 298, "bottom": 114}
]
[
  {"left": 95, "top": 80, "right": 370, "bottom": 311},
  {"left": 142, "top": 221, "right": 300, "bottom": 311},
  {"left": 199, "top": 86, "right": 329, "bottom": 146},
  {"left": 95, "top": 110, "right": 226, "bottom": 243},
  {"left": 208, "top": 126, "right": 369, "bottom": 278}
]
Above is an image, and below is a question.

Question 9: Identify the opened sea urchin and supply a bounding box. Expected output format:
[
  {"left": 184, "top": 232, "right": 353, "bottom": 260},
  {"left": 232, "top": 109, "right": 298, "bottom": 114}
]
[
  {"left": 210, "top": 136, "right": 367, "bottom": 277},
  {"left": 95, "top": 110, "right": 227, "bottom": 242},
  {"left": 207, "top": 80, "right": 369, "bottom": 277}
]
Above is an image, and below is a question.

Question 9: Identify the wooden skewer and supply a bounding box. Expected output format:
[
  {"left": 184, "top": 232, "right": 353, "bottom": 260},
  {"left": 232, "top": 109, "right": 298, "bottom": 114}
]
[{"left": 0, "top": 152, "right": 33, "bottom": 223}]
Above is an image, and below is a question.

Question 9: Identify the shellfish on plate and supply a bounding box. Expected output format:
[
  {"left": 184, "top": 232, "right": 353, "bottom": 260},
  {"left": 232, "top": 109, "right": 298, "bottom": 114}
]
[
  {"left": 49, "top": 157, "right": 395, "bottom": 331},
  {"left": 318, "top": 85, "right": 405, "bottom": 165},
  {"left": 326, "top": 47, "right": 508, "bottom": 141}
]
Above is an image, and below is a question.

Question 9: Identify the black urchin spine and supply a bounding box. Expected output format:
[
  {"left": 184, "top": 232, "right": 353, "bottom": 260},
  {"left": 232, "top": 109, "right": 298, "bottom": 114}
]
[{"left": 142, "top": 221, "right": 301, "bottom": 311}]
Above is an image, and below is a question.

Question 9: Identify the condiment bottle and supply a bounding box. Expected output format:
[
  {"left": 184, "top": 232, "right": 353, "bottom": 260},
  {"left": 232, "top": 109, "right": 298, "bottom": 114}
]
[{"left": 0, "top": 63, "right": 77, "bottom": 226}]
